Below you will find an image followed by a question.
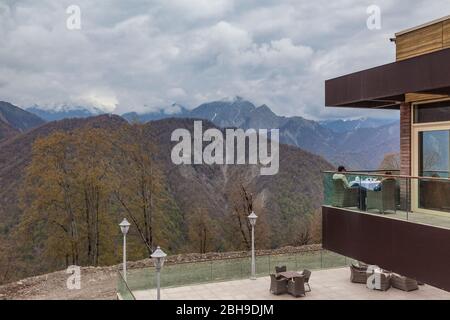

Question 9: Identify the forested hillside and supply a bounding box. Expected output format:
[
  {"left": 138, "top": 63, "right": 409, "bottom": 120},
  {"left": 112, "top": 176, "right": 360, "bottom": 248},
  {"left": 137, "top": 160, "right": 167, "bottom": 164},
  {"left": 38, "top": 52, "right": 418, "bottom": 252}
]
[{"left": 0, "top": 115, "right": 331, "bottom": 284}]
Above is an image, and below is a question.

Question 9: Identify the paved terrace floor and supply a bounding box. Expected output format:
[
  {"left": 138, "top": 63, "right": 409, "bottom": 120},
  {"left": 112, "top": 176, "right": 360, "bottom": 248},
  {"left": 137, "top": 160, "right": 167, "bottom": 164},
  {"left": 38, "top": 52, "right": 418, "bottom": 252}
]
[
  {"left": 336, "top": 206, "right": 450, "bottom": 230},
  {"left": 133, "top": 267, "right": 450, "bottom": 300},
  {"left": 382, "top": 210, "right": 450, "bottom": 229}
]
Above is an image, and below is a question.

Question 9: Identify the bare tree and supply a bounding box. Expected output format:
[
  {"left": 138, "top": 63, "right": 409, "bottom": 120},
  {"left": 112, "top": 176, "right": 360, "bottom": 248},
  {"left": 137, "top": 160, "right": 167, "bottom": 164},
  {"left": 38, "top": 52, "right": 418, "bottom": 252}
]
[
  {"left": 232, "top": 185, "right": 254, "bottom": 250},
  {"left": 379, "top": 152, "right": 400, "bottom": 171},
  {"left": 111, "top": 123, "right": 164, "bottom": 255}
]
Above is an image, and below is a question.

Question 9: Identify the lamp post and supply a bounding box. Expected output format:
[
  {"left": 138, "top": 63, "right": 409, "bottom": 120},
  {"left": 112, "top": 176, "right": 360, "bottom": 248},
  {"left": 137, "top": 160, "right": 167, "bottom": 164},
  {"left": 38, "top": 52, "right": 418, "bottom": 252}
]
[
  {"left": 119, "top": 218, "right": 130, "bottom": 282},
  {"left": 248, "top": 211, "right": 258, "bottom": 280},
  {"left": 151, "top": 246, "right": 167, "bottom": 300}
]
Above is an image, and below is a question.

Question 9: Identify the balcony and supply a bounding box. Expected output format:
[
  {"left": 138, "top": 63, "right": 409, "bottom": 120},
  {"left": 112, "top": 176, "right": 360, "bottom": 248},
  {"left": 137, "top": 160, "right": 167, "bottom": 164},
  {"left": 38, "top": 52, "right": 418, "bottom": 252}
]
[
  {"left": 323, "top": 170, "right": 450, "bottom": 228},
  {"left": 322, "top": 171, "right": 450, "bottom": 291}
]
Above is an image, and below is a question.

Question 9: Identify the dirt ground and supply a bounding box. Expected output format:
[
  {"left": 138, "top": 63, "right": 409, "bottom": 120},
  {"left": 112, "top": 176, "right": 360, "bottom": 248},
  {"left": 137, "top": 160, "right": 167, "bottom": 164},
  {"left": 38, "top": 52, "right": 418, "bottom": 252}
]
[{"left": 0, "top": 266, "right": 118, "bottom": 300}]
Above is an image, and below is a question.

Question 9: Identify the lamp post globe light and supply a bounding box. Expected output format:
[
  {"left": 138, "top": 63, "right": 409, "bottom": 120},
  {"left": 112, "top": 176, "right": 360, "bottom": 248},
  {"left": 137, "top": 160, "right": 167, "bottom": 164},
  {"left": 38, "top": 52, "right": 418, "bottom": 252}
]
[
  {"left": 151, "top": 246, "right": 167, "bottom": 300},
  {"left": 248, "top": 211, "right": 258, "bottom": 280},
  {"left": 119, "top": 218, "right": 130, "bottom": 282}
]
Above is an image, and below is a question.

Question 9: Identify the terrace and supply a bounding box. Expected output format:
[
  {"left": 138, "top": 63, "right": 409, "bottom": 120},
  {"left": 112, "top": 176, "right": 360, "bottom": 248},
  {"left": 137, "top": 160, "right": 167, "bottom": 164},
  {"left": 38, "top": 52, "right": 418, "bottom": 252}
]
[
  {"left": 133, "top": 269, "right": 449, "bottom": 300},
  {"left": 117, "top": 249, "right": 450, "bottom": 300},
  {"left": 118, "top": 249, "right": 346, "bottom": 299}
]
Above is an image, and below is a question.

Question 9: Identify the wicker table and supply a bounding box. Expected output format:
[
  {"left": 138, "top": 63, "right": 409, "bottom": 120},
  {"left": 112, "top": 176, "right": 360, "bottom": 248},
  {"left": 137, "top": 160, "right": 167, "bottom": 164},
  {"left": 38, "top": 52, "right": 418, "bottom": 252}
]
[
  {"left": 277, "top": 272, "right": 306, "bottom": 297},
  {"left": 278, "top": 271, "right": 303, "bottom": 280}
]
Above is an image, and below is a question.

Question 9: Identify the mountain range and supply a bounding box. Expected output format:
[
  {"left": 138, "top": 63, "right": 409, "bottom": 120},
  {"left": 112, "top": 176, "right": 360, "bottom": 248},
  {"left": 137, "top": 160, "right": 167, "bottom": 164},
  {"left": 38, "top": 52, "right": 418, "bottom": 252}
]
[
  {"left": 319, "top": 117, "right": 397, "bottom": 133},
  {"left": 26, "top": 105, "right": 104, "bottom": 122},
  {"left": 0, "top": 101, "right": 45, "bottom": 140},
  {"left": 25, "top": 97, "right": 399, "bottom": 170},
  {"left": 122, "top": 103, "right": 190, "bottom": 122},
  {"left": 182, "top": 97, "right": 399, "bottom": 170}
]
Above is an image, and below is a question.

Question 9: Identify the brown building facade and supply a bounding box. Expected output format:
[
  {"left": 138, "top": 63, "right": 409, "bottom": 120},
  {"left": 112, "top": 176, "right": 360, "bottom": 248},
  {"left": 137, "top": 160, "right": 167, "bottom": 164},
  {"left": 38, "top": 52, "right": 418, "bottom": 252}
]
[{"left": 323, "top": 16, "right": 450, "bottom": 291}]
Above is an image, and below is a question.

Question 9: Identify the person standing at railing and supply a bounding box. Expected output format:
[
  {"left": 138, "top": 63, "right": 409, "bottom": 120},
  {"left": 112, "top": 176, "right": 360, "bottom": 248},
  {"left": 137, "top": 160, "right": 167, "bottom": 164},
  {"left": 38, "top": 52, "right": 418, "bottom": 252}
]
[{"left": 333, "top": 166, "right": 367, "bottom": 211}]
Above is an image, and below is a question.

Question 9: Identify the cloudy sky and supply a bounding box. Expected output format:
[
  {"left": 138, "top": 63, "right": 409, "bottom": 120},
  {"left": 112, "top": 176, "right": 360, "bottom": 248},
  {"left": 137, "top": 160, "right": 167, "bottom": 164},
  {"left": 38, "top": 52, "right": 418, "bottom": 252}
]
[{"left": 1, "top": 0, "right": 449, "bottom": 120}]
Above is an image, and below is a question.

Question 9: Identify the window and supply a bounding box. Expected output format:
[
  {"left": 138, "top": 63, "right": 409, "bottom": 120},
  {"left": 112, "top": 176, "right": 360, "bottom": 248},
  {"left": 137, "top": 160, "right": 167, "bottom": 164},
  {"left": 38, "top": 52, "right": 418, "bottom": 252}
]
[
  {"left": 414, "top": 100, "right": 450, "bottom": 124},
  {"left": 418, "top": 130, "right": 450, "bottom": 212},
  {"left": 419, "top": 130, "right": 449, "bottom": 178}
]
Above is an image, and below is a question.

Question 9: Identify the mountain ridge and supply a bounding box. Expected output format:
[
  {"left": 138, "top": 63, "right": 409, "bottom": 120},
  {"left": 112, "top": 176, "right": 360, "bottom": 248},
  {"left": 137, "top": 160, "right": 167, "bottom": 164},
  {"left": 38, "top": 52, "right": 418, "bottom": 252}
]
[
  {"left": 25, "top": 98, "right": 399, "bottom": 169},
  {"left": 0, "top": 101, "right": 45, "bottom": 132},
  {"left": 319, "top": 117, "right": 398, "bottom": 133},
  {"left": 26, "top": 105, "right": 104, "bottom": 122},
  {"left": 0, "top": 119, "right": 19, "bottom": 142}
]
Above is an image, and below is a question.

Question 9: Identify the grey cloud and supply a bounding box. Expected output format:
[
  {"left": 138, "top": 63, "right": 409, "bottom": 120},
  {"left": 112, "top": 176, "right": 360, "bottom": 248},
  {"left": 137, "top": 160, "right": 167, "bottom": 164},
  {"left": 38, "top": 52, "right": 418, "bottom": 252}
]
[{"left": 0, "top": 0, "right": 449, "bottom": 119}]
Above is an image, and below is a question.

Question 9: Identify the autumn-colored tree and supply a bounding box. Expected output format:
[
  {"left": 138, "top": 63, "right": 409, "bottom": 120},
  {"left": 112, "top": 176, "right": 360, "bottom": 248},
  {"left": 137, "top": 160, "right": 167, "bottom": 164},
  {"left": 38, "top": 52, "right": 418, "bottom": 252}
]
[
  {"left": 18, "top": 129, "right": 118, "bottom": 269},
  {"left": 0, "top": 238, "right": 14, "bottom": 283},
  {"left": 17, "top": 123, "right": 185, "bottom": 272},
  {"left": 251, "top": 193, "right": 271, "bottom": 249},
  {"left": 72, "top": 128, "right": 116, "bottom": 266},
  {"left": 19, "top": 131, "right": 81, "bottom": 267},
  {"left": 282, "top": 209, "right": 322, "bottom": 246},
  {"left": 187, "top": 207, "right": 216, "bottom": 253},
  {"left": 111, "top": 123, "right": 178, "bottom": 256},
  {"left": 225, "top": 183, "right": 271, "bottom": 250},
  {"left": 308, "top": 209, "right": 322, "bottom": 244}
]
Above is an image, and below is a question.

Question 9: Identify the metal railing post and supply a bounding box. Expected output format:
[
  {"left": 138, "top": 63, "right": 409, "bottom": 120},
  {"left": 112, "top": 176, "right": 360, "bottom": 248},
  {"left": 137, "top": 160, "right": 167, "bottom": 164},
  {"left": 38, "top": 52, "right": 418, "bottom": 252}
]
[
  {"left": 407, "top": 178, "right": 410, "bottom": 220},
  {"left": 320, "top": 250, "right": 323, "bottom": 269},
  {"left": 210, "top": 262, "right": 213, "bottom": 281},
  {"left": 240, "top": 259, "right": 243, "bottom": 278}
]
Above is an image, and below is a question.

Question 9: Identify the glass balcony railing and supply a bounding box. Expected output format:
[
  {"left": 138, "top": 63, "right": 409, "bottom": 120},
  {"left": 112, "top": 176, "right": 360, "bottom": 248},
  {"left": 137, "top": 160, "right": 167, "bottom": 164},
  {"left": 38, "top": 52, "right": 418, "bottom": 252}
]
[
  {"left": 118, "top": 249, "right": 352, "bottom": 297},
  {"left": 323, "top": 170, "right": 450, "bottom": 229},
  {"left": 117, "top": 271, "right": 136, "bottom": 300}
]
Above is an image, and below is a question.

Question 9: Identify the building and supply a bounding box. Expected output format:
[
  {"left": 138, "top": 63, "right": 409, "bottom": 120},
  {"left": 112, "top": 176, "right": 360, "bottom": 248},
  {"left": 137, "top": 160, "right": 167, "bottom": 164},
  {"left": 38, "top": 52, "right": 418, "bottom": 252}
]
[{"left": 323, "top": 16, "right": 450, "bottom": 291}]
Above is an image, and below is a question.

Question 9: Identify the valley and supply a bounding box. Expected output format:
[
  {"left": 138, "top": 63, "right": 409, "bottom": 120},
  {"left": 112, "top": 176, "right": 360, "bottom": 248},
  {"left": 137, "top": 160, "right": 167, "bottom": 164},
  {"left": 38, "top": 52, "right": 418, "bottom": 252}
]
[{"left": 0, "top": 102, "right": 331, "bottom": 284}]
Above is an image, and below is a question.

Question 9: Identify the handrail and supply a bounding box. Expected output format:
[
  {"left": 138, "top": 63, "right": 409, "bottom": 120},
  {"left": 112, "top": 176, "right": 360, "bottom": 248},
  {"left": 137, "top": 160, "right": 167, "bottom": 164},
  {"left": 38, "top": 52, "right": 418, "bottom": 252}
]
[
  {"left": 344, "top": 169, "right": 400, "bottom": 173},
  {"left": 323, "top": 170, "right": 450, "bottom": 182}
]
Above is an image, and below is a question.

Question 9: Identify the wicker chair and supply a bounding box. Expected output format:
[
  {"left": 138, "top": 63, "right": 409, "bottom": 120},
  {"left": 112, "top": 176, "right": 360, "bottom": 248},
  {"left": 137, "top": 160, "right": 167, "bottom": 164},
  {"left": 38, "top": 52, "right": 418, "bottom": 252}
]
[
  {"left": 350, "top": 264, "right": 368, "bottom": 284},
  {"left": 270, "top": 274, "right": 288, "bottom": 295},
  {"left": 331, "top": 179, "right": 359, "bottom": 208},
  {"left": 367, "top": 178, "right": 397, "bottom": 214},
  {"left": 376, "top": 272, "right": 391, "bottom": 291},
  {"left": 287, "top": 276, "right": 306, "bottom": 297},
  {"left": 301, "top": 269, "right": 311, "bottom": 292},
  {"left": 391, "top": 274, "right": 419, "bottom": 292},
  {"left": 366, "top": 271, "right": 391, "bottom": 291},
  {"left": 275, "top": 265, "right": 287, "bottom": 274}
]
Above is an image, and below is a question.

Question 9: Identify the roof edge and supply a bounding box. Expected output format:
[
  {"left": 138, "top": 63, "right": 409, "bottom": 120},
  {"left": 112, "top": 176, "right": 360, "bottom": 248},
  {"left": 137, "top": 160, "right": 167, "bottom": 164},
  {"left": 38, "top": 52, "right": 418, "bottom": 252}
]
[{"left": 395, "top": 15, "right": 450, "bottom": 37}]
